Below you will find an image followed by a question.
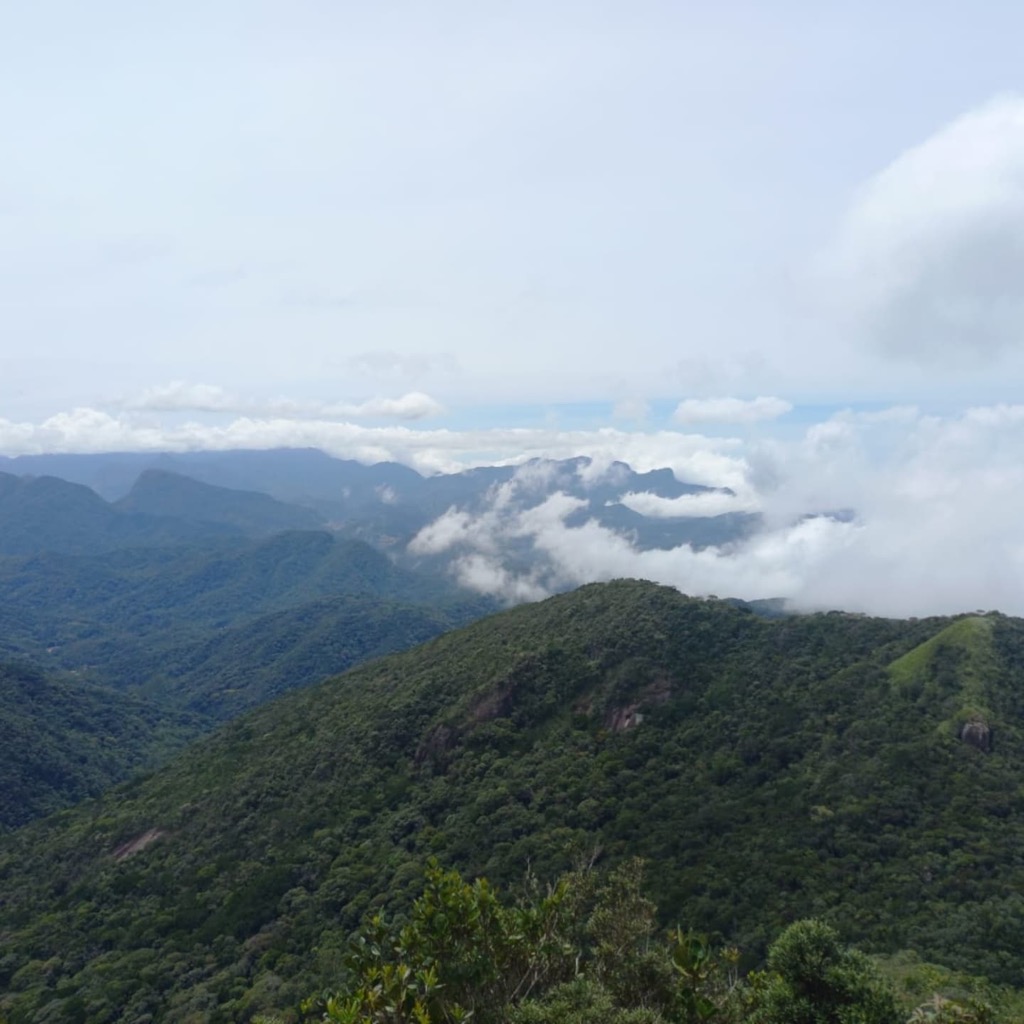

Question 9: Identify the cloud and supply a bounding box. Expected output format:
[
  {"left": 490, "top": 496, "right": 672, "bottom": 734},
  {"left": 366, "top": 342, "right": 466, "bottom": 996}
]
[
  {"left": 126, "top": 382, "right": 238, "bottom": 413},
  {"left": 618, "top": 490, "right": 757, "bottom": 518},
  {"left": 451, "top": 554, "right": 550, "bottom": 604},
  {"left": 0, "top": 407, "right": 748, "bottom": 481},
  {"left": 611, "top": 397, "right": 651, "bottom": 421},
  {"left": 672, "top": 396, "right": 792, "bottom": 425},
  {"left": 339, "top": 393, "right": 445, "bottom": 419},
  {"left": 409, "top": 485, "right": 836, "bottom": 606},
  {"left": 404, "top": 403, "right": 1024, "bottom": 617},
  {"left": 821, "top": 94, "right": 1024, "bottom": 362},
  {"left": 122, "top": 383, "right": 445, "bottom": 420}
]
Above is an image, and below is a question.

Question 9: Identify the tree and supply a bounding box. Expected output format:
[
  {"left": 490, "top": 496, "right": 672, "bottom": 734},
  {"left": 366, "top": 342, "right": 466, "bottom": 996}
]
[
  {"left": 304, "top": 859, "right": 582, "bottom": 1024},
  {"left": 745, "top": 919, "right": 900, "bottom": 1024}
]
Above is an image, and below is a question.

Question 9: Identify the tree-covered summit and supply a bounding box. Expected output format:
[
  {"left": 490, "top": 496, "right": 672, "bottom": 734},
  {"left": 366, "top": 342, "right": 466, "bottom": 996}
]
[{"left": 2, "top": 580, "right": 1024, "bottom": 1021}]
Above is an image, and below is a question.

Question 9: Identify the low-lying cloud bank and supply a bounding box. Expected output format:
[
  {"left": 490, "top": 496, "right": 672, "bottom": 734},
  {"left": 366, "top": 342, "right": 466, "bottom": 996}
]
[
  {"left": 3, "top": 403, "right": 1024, "bottom": 618},
  {"left": 403, "top": 405, "right": 1024, "bottom": 619}
]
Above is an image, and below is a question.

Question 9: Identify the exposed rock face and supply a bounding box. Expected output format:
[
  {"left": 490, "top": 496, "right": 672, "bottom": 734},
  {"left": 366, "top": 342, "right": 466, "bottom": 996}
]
[
  {"left": 607, "top": 704, "right": 645, "bottom": 732},
  {"left": 605, "top": 676, "right": 674, "bottom": 732},
  {"left": 960, "top": 719, "right": 992, "bottom": 752},
  {"left": 112, "top": 828, "right": 165, "bottom": 861}
]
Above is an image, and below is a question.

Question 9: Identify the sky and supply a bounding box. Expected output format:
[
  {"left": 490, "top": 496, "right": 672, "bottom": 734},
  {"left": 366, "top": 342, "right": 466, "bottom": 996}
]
[{"left": 5, "top": 1, "right": 1024, "bottom": 614}]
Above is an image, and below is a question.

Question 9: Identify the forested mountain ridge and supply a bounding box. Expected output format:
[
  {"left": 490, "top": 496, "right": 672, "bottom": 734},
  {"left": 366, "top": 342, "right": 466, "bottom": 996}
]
[
  {"left": 0, "top": 471, "right": 241, "bottom": 555},
  {"left": 115, "top": 469, "right": 325, "bottom": 535},
  {"left": 2, "top": 580, "right": 1023, "bottom": 1022},
  {"left": 0, "top": 532, "right": 495, "bottom": 827}
]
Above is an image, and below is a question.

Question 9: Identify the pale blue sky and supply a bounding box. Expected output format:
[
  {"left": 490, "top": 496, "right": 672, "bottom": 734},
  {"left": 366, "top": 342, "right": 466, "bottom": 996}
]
[{"left": 5, "top": 0, "right": 1024, "bottom": 436}]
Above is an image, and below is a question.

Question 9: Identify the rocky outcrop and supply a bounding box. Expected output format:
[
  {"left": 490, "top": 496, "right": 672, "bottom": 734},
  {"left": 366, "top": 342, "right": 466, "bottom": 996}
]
[{"left": 959, "top": 718, "right": 992, "bottom": 752}]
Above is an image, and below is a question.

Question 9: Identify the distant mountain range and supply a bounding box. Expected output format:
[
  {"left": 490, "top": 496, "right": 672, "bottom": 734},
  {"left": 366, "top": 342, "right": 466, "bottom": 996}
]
[
  {"left": 0, "top": 447, "right": 769, "bottom": 833},
  {"left": 0, "top": 448, "right": 759, "bottom": 556}
]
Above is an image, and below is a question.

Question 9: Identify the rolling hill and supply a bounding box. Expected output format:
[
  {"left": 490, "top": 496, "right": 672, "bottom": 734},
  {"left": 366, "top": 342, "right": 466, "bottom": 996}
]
[{"left": 0, "top": 530, "right": 493, "bottom": 693}]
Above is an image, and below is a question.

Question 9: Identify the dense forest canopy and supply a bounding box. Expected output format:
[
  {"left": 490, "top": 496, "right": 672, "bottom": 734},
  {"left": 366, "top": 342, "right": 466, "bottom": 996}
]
[{"left": 3, "top": 581, "right": 1024, "bottom": 1021}]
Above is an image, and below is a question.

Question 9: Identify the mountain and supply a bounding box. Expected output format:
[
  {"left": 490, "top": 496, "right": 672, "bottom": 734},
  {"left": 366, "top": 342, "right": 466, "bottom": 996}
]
[
  {"left": 0, "top": 448, "right": 424, "bottom": 505},
  {"left": 0, "top": 468, "right": 499, "bottom": 828},
  {"left": 115, "top": 469, "right": 325, "bottom": 536},
  {"left": 3, "top": 581, "right": 1024, "bottom": 1022},
  {"left": 0, "top": 660, "right": 203, "bottom": 830},
  {"left": 0, "top": 591, "right": 487, "bottom": 828},
  {"left": 0, "top": 472, "right": 239, "bottom": 555},
  {"left": 0, "top": 532, "right": 494, "bottom": 829},
  {"left": 0, "top": 449, "right": 760, "bottom": 557}
]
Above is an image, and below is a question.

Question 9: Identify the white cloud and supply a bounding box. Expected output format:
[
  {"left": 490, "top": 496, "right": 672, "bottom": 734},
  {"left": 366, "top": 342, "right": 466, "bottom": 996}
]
[
  {"left": 122, "top": 383, "right": 444, "bottom": 420},
  {"left": 402, "top": 403, "right": 1024, "bottom": 617},
  {"left": 672, "top": 396, "right": 792, "bottom": 425},
  {"left": 618, "top": 490, "right": 758, "bottom": 518},
  {"left": 126, "top": 382, "right": 238, "bottom": 412},
  {"left": 821, "top": 94, "right": 1024, "bottom": 362},
  {"left": 451, "top": 554, "right": 549, "bottom": 604},
  {"left": 0, "top": 413, "right": 739, "bottom": 482},
  {"left": 409, "top": 486, "right": 837, "bottom": 606}
]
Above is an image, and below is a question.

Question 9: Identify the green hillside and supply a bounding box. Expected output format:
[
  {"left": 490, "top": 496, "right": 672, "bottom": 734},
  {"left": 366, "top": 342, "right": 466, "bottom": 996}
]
[
  {"left": 2, "top": 581, "right": 1024, "bottom": 1022},
  {"left": 888, "top": 615, "right": 1000, "bottom": 733},
  {"left": 118, "top": 592, "right": 496, "bottom": 720},
  {"left": 0, "top": 661, "right": 203, "bottom": 830},
  {"left": 0, "top": 532, "right": 494, "bottom": 704},
  {"left": 0, "top": 536, "right": 493, "bottom": 828}
]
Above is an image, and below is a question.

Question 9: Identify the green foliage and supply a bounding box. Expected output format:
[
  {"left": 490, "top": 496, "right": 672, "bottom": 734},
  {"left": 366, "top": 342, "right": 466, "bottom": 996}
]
[
  {"left": 307, "top": 860, "right": 740, "bottom": 1024},
  {"left": 876, "top": 950, "right": 1016, "bottom": 1024},
  {"left": 745, "top": 920, "right": 900, "bottom": 1024},
  {"left": 309, "top": 859, "right": 583, "bottom": 1024},
  {"left": 0, "top": 659, "right": 201, "bottom": 829},
  {"left": 906, "top": 995, "right": 995, "bottom": 1023},
  {"left": 669, "top": 930, "right": 740, "bottom": 1024},
  {"left": 0, "top": 531, "right": 493, "bottom": 824},
  {"left": 511, "top": 978, "right": 666, "bottom": 1024},
  {"left": 5, "top": 582, "right": 1024, "bottom": 1019}
]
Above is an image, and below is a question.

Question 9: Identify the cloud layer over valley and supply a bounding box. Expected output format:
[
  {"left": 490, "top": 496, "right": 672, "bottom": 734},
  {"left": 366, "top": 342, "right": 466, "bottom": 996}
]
[{"left": 5, "top": 399, "right": 1024, "bottom": 618}]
